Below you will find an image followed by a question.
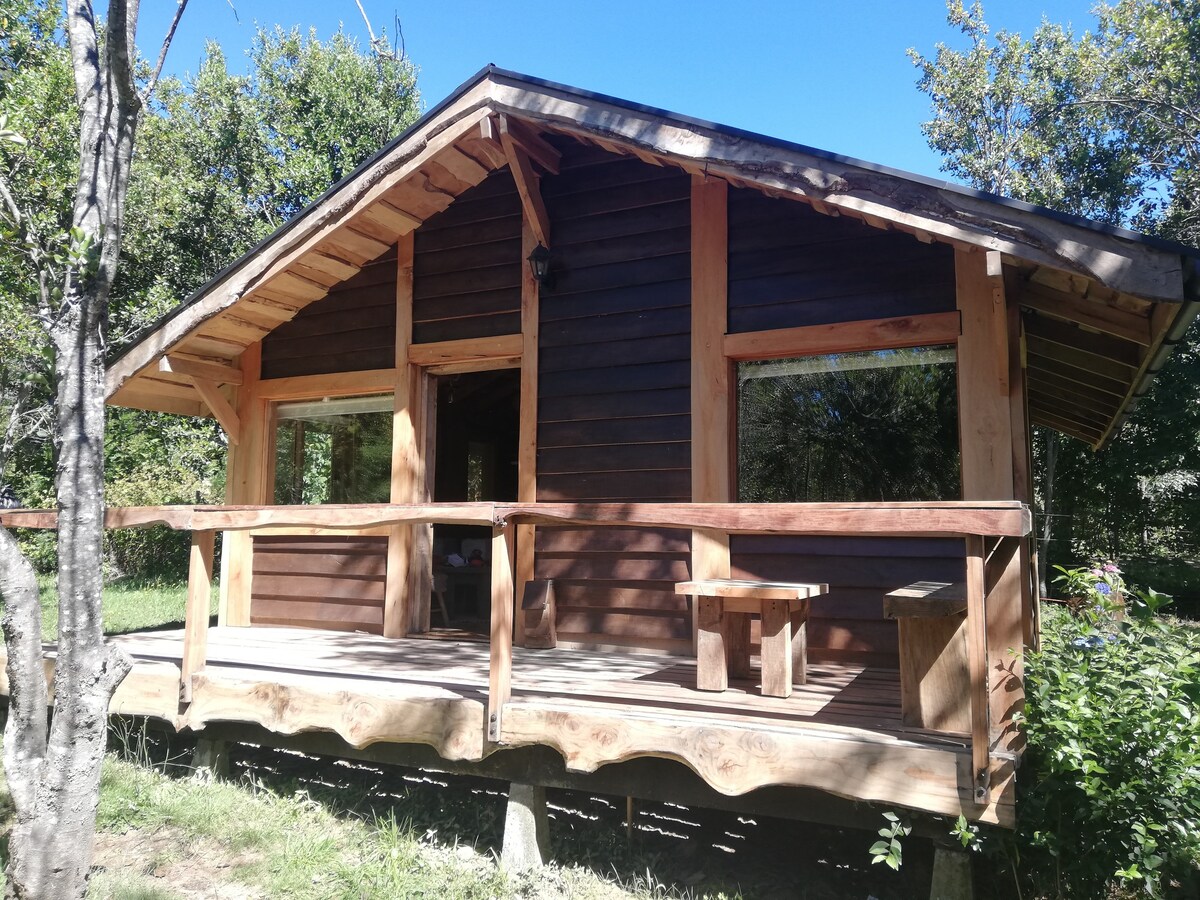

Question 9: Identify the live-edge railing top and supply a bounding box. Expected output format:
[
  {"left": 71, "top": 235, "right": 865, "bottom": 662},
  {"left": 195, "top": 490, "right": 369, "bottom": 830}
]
[
  {"left": 0, "top": 500, "right": 1030, "bottom": 817},
  {"left": 0, "top": 500, "right": 1032, "bottom": 538}
]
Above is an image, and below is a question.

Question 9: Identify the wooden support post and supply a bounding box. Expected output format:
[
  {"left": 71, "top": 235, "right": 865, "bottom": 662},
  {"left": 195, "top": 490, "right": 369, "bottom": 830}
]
[
  {"left": 488, "top": 524, "right": 516, "bottom": 741},
  {"left": 964, "top": 535, "right": 990, "bottom": 803},
  {"left": 500, "top": 782, "right": 549, "bottom": 872},
  {"left": 516, "top": 219, "right": 540, "bottom": 649},
  {"left": 1007, "top": 299, "right": 1039, "bottom": 652},
  {"left": 689, "top": 176, "right": 731, "bottom": 654},
  {"left": 386, "top": 233, "right": 418, "bottom": 638},
  {"left": 220, "top": 342, "right": 263, "bottom": 627},
  {"left": 957, "top": 248, "right": 1024, "bottom": 759},
  {"left": 181, "top": 529, "right": 215, "bottom": 705}
]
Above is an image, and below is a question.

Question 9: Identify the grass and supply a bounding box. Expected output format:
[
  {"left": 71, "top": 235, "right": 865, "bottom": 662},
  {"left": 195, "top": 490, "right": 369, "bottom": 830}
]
[{"left": 34, "top": 575, "right": 215, "bottom": 643}]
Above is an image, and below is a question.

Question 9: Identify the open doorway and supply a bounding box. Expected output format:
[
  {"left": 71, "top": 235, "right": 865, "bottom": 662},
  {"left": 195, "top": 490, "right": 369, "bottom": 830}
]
[{"left": 428, "top": 368, "right": 519, "bottom": 637}]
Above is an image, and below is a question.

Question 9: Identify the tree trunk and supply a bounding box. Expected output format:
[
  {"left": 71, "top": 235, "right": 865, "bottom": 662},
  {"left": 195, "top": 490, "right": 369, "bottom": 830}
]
[{"left": 0, "top": 1, "right": 152, "bottom": 895}]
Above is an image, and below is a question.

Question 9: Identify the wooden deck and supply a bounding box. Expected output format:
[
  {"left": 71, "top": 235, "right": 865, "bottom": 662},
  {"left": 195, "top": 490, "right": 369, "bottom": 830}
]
[{"left": 6, "top": 625, "right": 1013, "bottom": 826}]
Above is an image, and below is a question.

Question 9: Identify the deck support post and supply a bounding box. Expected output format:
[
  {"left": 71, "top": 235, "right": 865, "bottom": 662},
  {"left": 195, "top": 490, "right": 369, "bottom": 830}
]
[
  {"left": 488, "top": 523, "right": 516, "bottom": 741},
  {"left": 191, "top": 736, "right": 229, "bottom": 782},
  {"left": 930, "top": 845, "right": 974, "bottom": 900},
  {"left": 180, "top": 529, "right": 215, "bottom": 705},
  {"left": 500, "top": 782, "right": 549, "bottom": 872}
]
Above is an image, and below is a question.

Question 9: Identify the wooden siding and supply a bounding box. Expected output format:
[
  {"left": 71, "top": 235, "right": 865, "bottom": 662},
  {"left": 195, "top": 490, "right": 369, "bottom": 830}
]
[
  {"left": 250, "top": 535, "right": 388, "bottom": 633},
  {"left": 726, "top": 188, "right": 956, "bottom": 334},
  {"left": 535, "top": 140, "right": 692, "bottom": 652},
  {"left": 260, "top": 248, "right": 397, "bottom": 379},
  {"left": 412, "top": 170, "right": 522, "bottom": 344},
  {"left": 730, "top": 536, "right": 966, "bottom": 668}
]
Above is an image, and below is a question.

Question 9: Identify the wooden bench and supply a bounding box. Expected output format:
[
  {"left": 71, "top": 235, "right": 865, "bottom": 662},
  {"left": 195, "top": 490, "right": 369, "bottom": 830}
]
[
  {"left": 675, "top": 579, "right": 828, "bottom": 699},
  {"left": 884, "top": 581, "right": 969, "bottom": 732}
]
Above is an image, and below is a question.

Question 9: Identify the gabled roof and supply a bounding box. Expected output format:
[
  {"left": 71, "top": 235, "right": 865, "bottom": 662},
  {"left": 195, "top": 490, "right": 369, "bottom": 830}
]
[{"left": 107, "top": 65, "right": 1200, "bottom": 449}]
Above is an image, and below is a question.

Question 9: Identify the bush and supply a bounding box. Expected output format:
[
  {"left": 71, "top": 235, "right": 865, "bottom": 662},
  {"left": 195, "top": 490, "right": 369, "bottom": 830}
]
[{"left": 1017, "top": 599, "right": 1200, "bottom": 897}]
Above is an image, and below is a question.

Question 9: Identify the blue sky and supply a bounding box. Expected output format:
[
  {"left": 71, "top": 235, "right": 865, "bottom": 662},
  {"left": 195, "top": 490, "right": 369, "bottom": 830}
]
[{"left": 140, "top": 0, "right": 1098, "bottom": 181}]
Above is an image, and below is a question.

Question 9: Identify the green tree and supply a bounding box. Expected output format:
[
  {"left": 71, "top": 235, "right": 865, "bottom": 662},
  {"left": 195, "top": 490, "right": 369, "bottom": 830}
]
[{"left": 912, "top": 0, "right": 1200, "bottom": 593}]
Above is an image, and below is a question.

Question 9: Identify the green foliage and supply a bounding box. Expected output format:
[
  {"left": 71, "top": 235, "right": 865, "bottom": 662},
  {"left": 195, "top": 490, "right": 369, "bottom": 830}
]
[
  {"left": 1017, "top": 604, "right": 1200, "bottom": 897},
  {"left": 0, "top": 5, "right": 421, "bottom": 579},
  {"left": 913, "top": 2, "right": 1200, "bottom": 595},
  {"left": 869, "top": 812, "right": 911, "bottom": 871}
]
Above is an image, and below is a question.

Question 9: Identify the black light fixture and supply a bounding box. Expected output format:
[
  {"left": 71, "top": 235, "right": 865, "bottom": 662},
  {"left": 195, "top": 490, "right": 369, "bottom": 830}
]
[{"left": 527, "top": 243, "right": 552, "bottom": 288}]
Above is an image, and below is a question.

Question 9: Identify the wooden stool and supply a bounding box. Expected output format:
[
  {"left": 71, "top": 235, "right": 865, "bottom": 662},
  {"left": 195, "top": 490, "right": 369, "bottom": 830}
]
[{"left": 675, "top": 578, "right": 828, "bottom": 698}]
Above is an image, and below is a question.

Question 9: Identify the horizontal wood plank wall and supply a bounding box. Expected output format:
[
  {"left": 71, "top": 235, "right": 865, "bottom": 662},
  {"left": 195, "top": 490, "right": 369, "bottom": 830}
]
[
  {"left": 730, "top": 535, "right": 966, "bottom": 668},
  {"left": 260, "top": 247, "right": 398, "bottom": 379},
  {"left": 726, "top": 188, "right": 956, "bottom": 333},
  {"left": 727, "top": 187, "right": 961, "bottom": 668},
  {"left": 536, "top": 138, "right": 692, "bottom": 653},
  {"left": 250, "top": 535, "right": 388, "bottom": 633},
  {"left": 411, "top": 170, "right": 522, "bottom": 344}
]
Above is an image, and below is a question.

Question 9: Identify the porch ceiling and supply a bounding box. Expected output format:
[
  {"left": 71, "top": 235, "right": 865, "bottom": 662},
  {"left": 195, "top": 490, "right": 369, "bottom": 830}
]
[{"left": 104, "top": 66, "right": 1199, "bottom": 450}]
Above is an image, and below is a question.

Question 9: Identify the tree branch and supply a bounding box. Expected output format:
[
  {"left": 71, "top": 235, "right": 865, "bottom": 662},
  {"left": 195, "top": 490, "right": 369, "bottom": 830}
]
[{"left": 141, "top": 0, "right": 190, "bottom": 104}]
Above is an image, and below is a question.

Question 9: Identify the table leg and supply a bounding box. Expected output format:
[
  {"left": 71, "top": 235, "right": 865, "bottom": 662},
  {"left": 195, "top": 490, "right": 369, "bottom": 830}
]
[
  {"left": 696, "top": 594, "right": 729, "bottom": 692},
  {"left": 760, "top": 599, "right": 793, "bottom": 698},
  {"left": 790, "top": 599, "right": 809, "bottom": 686},
  {"left": 728, "top": 611, "right": 752, "bottom": 679}
]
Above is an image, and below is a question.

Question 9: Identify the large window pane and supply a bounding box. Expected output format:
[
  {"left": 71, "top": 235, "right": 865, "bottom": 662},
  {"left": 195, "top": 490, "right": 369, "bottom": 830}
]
[
  {"left": 273, "top": 395, "right": 393, "bottom": 504},
  {"left": 737, "top": 346, "right": 960, "bottom": 502}
]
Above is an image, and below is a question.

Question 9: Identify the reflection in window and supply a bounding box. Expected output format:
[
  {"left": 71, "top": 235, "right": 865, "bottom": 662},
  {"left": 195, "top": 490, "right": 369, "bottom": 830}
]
[
  {"left": 273, "top": 394, "right": 393, "bottom": 504},
  {"left": 737, "top": 346, "right": 959, "bottom": 502}
]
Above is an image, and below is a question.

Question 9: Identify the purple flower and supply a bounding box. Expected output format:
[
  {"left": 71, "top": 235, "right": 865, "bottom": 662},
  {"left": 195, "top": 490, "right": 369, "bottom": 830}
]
[
  {"left": 1095, "top": 583, "right": 1112, "bottom": 596},
  {"left": 1103, "top": 563, "right": 1120, "bottom": 574},
  {"left": 1090, "top": 568, "right": 1103, "bottom": 577}
]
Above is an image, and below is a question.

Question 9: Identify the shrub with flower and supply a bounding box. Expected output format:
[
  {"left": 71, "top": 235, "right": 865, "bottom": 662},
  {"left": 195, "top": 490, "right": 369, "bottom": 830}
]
[{"left": 1052, "top": 561, "right": 1128, "bottom": 623}]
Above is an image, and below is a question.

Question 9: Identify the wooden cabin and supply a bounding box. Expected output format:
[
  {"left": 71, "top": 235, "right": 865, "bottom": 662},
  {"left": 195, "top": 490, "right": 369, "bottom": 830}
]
[{"left": 6, "top": 67, "right": 1198, "bottom": 831}]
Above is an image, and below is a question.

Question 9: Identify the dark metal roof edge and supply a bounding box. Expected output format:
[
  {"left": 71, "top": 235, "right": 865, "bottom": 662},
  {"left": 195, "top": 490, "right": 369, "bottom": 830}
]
[
  {"left": 485, "top": 66, "right": 1200, "bottom": 262},
  {"left": 111, "top": 64, "right": 1200, "bottom": 371}
]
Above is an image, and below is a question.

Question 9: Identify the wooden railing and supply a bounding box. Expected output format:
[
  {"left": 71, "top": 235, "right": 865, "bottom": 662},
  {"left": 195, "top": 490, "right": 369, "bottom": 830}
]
[{"left": 1, "top": 500, "right": 1031, "bottom": 801}]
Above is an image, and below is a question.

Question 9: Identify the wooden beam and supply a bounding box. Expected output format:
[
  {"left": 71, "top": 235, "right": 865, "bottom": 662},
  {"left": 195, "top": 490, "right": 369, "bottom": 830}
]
[
  {"left": 1019, "top": 281, "right": 1153, "bottom": 346},
  {"left": 189, "top": 377, "right": 242, "bottom": 445},
  {"left": 516, "top": 219, "right": 540, "bottom": 647},
  {"left": 957, "top": 249, "right": 1014, "bottom": 500},
  {"left": 497, "top": 116, "right": 562, "bottom": 175},
  {"left": 498, "top": 115, "right": 551, "bottom": 248},
  {"left": 180, "top": 530, "right": 215, "bottom": 705},
  {"left": 499, "top": 702, "right": 1014, "bottom": 826},
  {"left": 0, "top": 500, "right": 1033, "bottom": 539},
  {"left": 956, "top": 249, "right": 1025, "bottom": 762},
  {"left": 724, "top": 311, "right": 961, "bottom": 361},
  {"left": 387, "top": 233, "right": 417, "bottom": 639},
  {"left": 964, "top": 535, "right": 991, "bottom": 803},
  {"left": 220, "top": 342, "right": 264, "bottom": 627},
  {"left": 407, "top": 334, "right": 523, "bottom": 368},
  {"left": 255, "top": 368, "right": 397, "bottom": 401},
  {"left": 1008, "top": 301, "right": 1038, "bottom": 653},
  {"left": 160, "top": 355, "right": 244, "bottom": 385},
  {"left": 488, "top": 524, "right": 516, "bottom": 741},
  {"left": 494, "top": 501, "right": 1032, "bottom": 537},
  {"left": 473, "top": 117, "right": 509, "bottom": 168},
  {"left": 691, "top": 176, "right": 732, "bottom": 655}
]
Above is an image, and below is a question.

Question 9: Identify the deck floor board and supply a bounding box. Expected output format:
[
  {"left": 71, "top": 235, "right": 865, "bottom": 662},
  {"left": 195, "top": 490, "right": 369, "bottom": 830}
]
[{"left": 104, "top": 626, "right": 964, "bottom": 747}]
